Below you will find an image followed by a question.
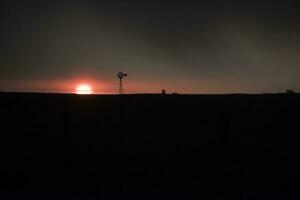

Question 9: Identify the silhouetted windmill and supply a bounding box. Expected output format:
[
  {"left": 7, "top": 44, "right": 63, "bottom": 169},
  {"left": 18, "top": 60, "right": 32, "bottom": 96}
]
[{"left": 117, "top": 72, "right": 127, "bottom": 94}]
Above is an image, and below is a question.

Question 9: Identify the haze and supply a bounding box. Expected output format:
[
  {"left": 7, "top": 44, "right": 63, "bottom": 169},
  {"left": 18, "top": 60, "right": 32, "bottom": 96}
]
[{"left": 0, "top": 0, "right": 299, "bottom": 93}]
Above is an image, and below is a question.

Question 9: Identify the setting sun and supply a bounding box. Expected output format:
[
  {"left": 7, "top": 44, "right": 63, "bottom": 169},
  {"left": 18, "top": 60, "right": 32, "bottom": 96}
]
[{"left": 76, "top": 84, "right": 93, "bottom": 94}]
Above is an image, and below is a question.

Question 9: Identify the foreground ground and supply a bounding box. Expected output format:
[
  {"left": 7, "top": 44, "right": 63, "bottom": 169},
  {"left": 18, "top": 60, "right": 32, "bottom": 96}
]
[{"left": 0, "top": 93, "right": 299, "bottom": 199}]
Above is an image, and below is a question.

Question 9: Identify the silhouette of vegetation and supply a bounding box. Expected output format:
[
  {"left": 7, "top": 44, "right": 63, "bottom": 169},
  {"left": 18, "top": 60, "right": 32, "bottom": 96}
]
[{"left": 286, "top": 89, "right": 295, "bottom": 94}]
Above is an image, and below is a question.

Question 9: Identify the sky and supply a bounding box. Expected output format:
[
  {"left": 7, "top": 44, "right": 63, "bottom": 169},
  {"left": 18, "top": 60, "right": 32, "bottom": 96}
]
[{"left": 0, "top": 0, "right": 299, "bottom": 94}]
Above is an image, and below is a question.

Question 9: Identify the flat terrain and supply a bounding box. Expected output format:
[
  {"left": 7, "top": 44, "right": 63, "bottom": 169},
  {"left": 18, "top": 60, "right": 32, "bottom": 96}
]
[{"left": 0, "top": 93, "right": 299, "bottom": 199}]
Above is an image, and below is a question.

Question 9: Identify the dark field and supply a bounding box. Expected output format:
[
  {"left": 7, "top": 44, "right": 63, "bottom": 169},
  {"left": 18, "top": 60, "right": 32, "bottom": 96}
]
[{"left": 0, "top": 93, "right": 300, "bottom": 199}]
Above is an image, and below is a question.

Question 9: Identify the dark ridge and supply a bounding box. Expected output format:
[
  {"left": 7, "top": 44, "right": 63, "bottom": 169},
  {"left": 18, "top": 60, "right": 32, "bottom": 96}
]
[{"left": 0, "top": 93, "right": 299, "bottom": 199}]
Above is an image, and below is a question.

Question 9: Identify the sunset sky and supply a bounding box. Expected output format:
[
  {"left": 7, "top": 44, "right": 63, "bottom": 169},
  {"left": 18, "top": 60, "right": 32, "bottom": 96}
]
[{"left": 0, "top": 0, "right": 299, "bottom": 94}]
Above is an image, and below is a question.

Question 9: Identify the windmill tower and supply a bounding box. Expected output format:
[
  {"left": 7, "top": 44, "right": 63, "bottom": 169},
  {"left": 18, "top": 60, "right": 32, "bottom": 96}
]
[{"left": 117, "top": 72, "right": 127, "bottom": 94}]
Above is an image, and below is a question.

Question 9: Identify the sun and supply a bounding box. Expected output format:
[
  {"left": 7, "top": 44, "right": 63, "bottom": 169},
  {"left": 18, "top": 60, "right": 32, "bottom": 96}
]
[{"left": 76, "top": 84, "right": 93, "bottom": 94}]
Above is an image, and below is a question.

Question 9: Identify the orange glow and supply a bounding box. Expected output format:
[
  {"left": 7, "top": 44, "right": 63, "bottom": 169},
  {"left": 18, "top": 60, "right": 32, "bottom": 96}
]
[{"left": 76, "top": 84, "right": 93, "bottom": 94}]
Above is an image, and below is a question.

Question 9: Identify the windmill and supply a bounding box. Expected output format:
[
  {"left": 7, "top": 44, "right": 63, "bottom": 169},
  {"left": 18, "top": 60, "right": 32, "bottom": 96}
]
[{"left": 117, "top": 72, "right": 127, "bottom": 94}]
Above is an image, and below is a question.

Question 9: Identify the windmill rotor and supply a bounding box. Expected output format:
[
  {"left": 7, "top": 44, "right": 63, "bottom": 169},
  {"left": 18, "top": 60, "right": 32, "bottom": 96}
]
[{"left": 117, "top": 72, "right": 127, "bottom": 79}]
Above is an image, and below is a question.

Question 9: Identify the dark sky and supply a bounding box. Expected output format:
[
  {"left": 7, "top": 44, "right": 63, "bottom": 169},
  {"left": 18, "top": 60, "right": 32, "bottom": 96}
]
[{"left": 0, "top": 0, "right": 299, "bottom": 93}]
